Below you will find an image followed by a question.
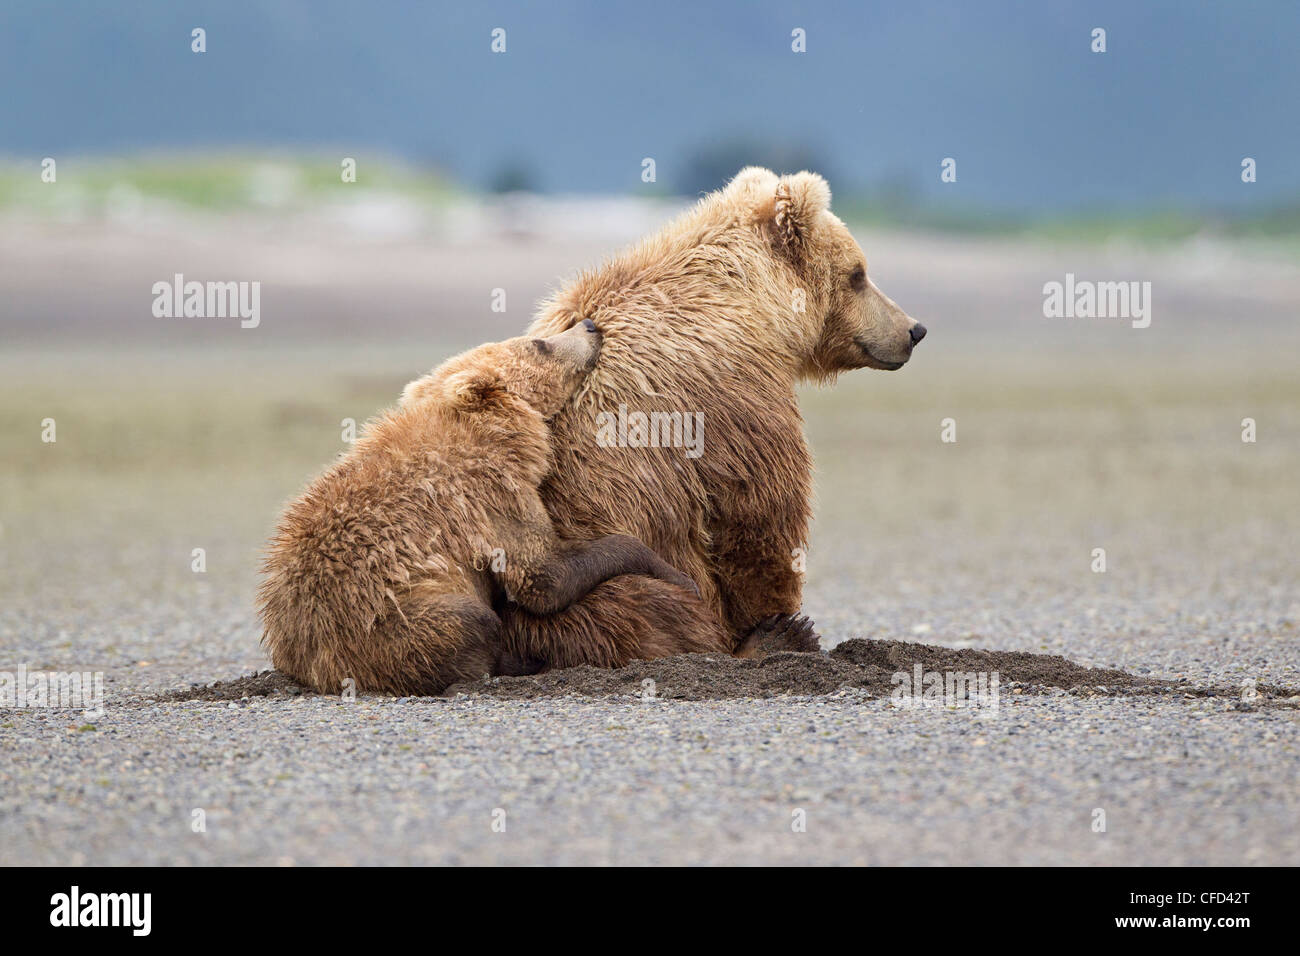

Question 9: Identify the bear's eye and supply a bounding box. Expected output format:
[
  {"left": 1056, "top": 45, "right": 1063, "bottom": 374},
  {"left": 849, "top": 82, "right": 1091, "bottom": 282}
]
[
  {"left": 532, "top": 338, "right": 552, "bottom": 355},
  {"left": 849, "top": 266, "right": 867, "bottom": 290}
]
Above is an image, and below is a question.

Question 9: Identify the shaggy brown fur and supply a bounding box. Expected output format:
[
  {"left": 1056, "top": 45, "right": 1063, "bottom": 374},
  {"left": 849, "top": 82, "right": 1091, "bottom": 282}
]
[
  {"left": 258, "top": 322, "right": 728, "bottom": 695},
  {"left": 510, "top": 167, "right": 925, "bottom": 661}
]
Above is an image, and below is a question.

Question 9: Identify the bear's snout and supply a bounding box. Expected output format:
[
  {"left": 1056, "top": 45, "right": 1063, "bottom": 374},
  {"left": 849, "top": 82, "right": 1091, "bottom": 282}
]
[
  {"left": 539, "top": 319, "right": 603, "bottom": 373},
  {"left": 909, "top": 323, "right": 927, "bottom": 345}
]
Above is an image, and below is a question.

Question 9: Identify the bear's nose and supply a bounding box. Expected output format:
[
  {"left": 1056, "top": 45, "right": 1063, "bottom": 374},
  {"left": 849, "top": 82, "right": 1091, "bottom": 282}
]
[
  {"left": 909, "top": 323, "right": 927, "bottom": 345},
  {"left": 580, "top": 318, "right": 598, "bottom": 333}
]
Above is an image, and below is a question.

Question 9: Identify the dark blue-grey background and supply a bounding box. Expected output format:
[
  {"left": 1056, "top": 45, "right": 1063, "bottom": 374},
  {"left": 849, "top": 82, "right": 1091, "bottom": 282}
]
[{"left": 3, "top": 0, "right": 1296, "bottom": 210}]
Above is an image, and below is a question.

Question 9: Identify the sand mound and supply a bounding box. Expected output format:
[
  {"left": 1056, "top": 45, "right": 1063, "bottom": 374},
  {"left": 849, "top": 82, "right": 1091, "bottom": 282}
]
[
  {"left": 161, "top": 669, "right": 308, "bottom": 701},
  {"left": 159, "top": 638, "right": 1298, "bottom": 704}
]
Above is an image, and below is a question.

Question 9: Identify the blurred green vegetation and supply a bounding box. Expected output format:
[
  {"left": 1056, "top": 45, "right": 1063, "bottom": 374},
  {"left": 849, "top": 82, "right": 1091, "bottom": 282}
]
[
  {"left": 1, "top": 152, "right": 1298, "bottom": 245},
  {"left": 0, "top": 153, "right": 460, "bottom": 217},
  {"left": 834, "top": 194, "right": 1300, "bottom": 244}
]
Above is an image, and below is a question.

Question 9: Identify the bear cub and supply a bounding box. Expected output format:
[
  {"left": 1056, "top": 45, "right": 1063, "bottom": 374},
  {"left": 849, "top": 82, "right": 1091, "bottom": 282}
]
[{"left": 258, "top": 321, "right": 707, "bottom": 695}]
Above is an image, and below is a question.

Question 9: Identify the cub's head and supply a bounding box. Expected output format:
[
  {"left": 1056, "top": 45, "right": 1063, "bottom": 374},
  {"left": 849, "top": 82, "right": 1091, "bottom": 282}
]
[
  {"left": 404, "top": 320, "right": 601, "bottom": 418},
  {"left": 734, "top": 167, "right": 927, "bottom": 379}
]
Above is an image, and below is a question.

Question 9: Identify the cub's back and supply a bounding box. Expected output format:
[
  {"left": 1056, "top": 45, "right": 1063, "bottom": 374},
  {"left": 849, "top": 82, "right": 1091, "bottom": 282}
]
[{"left": 258, "top": 407, "right": 496, "bottom": 661}]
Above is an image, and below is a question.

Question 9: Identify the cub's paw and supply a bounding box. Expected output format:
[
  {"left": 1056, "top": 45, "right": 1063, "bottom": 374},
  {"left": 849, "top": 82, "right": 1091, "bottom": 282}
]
[
  {"left": 664, "top": 568, "right": 702, "bottom": 599},
  {"left": 646, "top": 560, "right": 702, "bottom": 599},
  {"left": 740, "top": 613, "right": 822, "bottom": 657}
]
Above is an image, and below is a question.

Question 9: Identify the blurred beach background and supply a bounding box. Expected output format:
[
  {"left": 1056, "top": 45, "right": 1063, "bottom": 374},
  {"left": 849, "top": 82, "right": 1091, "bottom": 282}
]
[
  {"left": 4, "top": 0, "right": 1297, "bottom": 660},
  {"left": 0, "top": 0, "right": 1298, "bottom": 864}
]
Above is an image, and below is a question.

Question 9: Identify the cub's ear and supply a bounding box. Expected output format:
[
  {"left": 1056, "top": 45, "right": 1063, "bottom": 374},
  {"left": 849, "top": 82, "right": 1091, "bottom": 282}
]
[
  {"left": 437, "top": 368, "right": 506, "bottom": 408},
  {"left": 399, "top": 374, "right": 439, "bottom": 406},
  {"left": 769, "top": 171, "right": 831, "bottom": 258}
]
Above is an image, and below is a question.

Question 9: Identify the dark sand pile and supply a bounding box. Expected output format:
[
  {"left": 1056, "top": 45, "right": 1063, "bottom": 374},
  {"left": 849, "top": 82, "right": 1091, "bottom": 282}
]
[
  {"left": 162, "top": 669, "right": 308, "bottom": 701},
  {"left": 160, "top": 639, "right": 1297, "bottom": 704}
]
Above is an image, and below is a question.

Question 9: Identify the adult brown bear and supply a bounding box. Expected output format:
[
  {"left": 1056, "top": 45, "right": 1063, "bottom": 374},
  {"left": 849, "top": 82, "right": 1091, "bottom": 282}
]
[{"left": 498, "top": 167, "right": 926, "bottom": 667}]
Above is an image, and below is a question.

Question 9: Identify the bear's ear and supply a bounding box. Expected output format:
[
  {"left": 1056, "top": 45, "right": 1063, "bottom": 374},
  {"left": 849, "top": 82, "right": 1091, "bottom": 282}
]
[
  {"left": 399, "top": 374, "right": 439, "bottom": 407},
  {"left": 729, "top": 166, "right": 778, "bottom": 193},
  {"left": 769, "top": 171, "right": 831, "bottom": 258},
  {"left": 439, "top": 368, "right": 506, "bottom": 408}
]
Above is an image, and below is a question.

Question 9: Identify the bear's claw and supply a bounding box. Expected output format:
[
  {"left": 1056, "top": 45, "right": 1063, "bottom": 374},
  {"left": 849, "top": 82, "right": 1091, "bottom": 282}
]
[{"left": 740, "top": 613, "right": 822, "bottom": 657}]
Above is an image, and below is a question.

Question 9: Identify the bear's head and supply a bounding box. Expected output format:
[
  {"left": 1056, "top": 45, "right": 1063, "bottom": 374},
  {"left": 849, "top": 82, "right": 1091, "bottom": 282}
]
[
  {"left": 735, "top": 166, "right": 926, "bottom": 379},
  {"left": 405, "top": 320, "right": 602, "bottom": 419}
]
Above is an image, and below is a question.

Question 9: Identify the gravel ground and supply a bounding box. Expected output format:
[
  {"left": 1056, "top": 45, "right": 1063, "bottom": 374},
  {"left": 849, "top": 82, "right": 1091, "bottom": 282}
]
[
  {"left": 2, "top": 224, "right": 1297, "bottom": 865},
  {"left": 3, "top": 469, "right": 1295, "bottom": 866},
  {"left": 2, "top": 682, "right": 1295, "bottom": 866}
]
